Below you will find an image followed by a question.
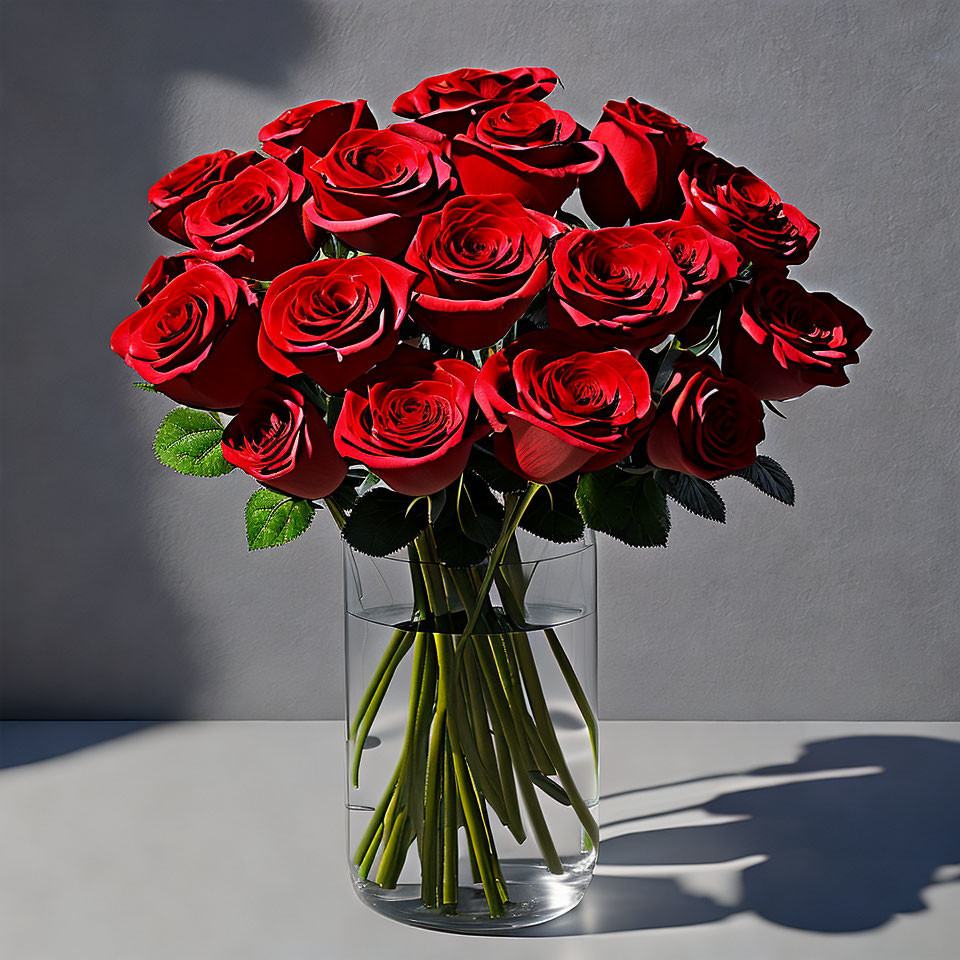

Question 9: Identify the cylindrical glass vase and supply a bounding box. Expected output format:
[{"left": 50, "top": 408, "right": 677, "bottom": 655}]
[{"left": 343, "top": 529, "right": 598, "bottom": 932}]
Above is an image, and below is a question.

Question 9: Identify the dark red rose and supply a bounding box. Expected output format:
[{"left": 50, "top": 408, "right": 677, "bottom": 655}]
[
  {"left": 392, "top": 66, "right": 559, "bottom": 135},
  {"left": 258, "top": 256, "right": 417, "bottom": 393},
  {"left": 679, "top": 153, "right": 820, "bottom": 268},
  {"left": 646, "top": 356, "right": 764, "bottom": 480},
  {"left": 333, "top": 346, "right": 488, "bottom": 496},
  {"left": 147, "top": 150, "right": 260, "bottom": 244},
  {"left": 136, "top": 252, "right": 209, "bottom": 306},
  {"left": 720, "top": 269, "right": 871, "bottom": 400},
  {"left": 302, "top": 123, "right": 457, "bottom": 257},
  {"left": 579, "top": 100, "right": 706, "bottom": 226},
  {"left": 547, "top": 226, "right": 686, "bottom": 351},
  {"left": 111, "top": 263, "right": 273, "bottom": 410},
  {"left": 475, "top": 331, "right": 653, "bottom": 484},
  {"left": 183, "top": 157, "right": 313, "bottom": 280},
  {"left": 258, "top": 99, "right": 377, "bottom": 161},
  {"left": 646, "top": 219, "right": 743, "bottom": 331},
  {"left": 405, "top": 194, "right": 565, "bottom": 349},
  {"left": 221, "top": 383, "right": 347, "bottom": 499},
  {"left": 450, "top": 100, "right": 604, "bottom": 214}
]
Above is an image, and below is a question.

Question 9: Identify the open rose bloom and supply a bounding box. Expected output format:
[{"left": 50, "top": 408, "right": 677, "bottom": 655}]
[{"left": 113, "top": 66, "right": 870, "bottom": 925}]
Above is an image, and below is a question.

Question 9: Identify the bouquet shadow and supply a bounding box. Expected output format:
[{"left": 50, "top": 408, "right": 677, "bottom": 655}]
[{"left": 512, "top": 735, "right": 960, "bottom": 937}]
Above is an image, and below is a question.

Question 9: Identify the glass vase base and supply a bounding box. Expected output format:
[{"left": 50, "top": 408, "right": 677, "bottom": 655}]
[{"left": 351, "top": 855, "right": 596, "bottom": 932}]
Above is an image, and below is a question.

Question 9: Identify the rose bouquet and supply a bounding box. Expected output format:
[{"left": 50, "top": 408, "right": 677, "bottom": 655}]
[{"left": 112, "top": 66, "right": 870, "bottom": 927}]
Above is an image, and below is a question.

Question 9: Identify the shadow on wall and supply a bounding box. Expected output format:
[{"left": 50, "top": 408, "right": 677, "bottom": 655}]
[
  {"left": 520, "top": 736, "right": 960, "bottom": 937},
  {"left": 0, "top": 2, "right": 318, "bottom": 719}
]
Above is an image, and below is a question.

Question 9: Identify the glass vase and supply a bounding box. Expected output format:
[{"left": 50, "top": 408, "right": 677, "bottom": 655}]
[{"left": 343, "top": 528, "right": 599, "bottom": 932}]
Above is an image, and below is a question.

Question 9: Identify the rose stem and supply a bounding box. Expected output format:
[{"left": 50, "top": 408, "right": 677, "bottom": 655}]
[
  {"left": 442, "top": 739, "right": 459, "bottom": 913},
  {"left": 405, "top": 630, "right": 436, "bottom": 839},
  {"left": 481, "top": 669, "right": 525, "bottom": 843},
  {"left": 354, "top": 761, "right": 402, "bottom": 873},
  {"left": 544, "top": 626, "right": 599, "bottom": 774},
  {"left": 348, "top": 627, "right": 413, "bottom": 740},
  {"left": 351, "top": 630, "right": 415, "bottom": 787},
  {"left": 510, "top": 630, "right": 600, "bottom": 849}
]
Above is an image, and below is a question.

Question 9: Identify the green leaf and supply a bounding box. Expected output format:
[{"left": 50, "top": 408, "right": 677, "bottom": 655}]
[
  {"left": 342, "top": 488, "right": 429, "bottom": 557},
  {"left": 555, "top": 209, "right": 591, "bottom": 230},
  {"left": 469, "top": 446, "right": 526, "bottom": 493},
  {"left": 519, "top": 479, "right": 585, "bottom": 543},
  {"left": 735, "top": 455, "right": 796, "bottom": 505},
  {"left": 576, "top": 469, "right": 670, "bottom": 548},
  {"left": 133, "top": 381, "right": 158, "bottom": 393},
  {"left": 154, "top": 407, "right": 234, "bottom": 477},
  {"left": 245, "top": 489, "right": 315, "bottom": 550},
  {"left": 654, "top": 470, "right": 726, "bottom": 523}
]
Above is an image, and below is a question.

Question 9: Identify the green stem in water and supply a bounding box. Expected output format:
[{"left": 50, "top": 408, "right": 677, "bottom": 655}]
[
  {"left": 545, "top": 626, "right": 599, "bottom": 774},
  {"left": 442, "top": 739, "right": 459, "bottom": 913}
]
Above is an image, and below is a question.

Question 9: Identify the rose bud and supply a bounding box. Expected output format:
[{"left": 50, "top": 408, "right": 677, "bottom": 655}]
[
  {"left": 646, "top": 356, "right": 765, "bottom": 480},
  {"left": 258, "top": 98, "right": 377, "bottom": 161},
  {"left": 221, "top": 384, "right": 347, "bottom": 500},
  {"left": 302, "top": 123, "right": 457, "bottom": 258},
  {"left": 136, "top": 252, "right": 210, "bottom": 306},
  {"left": 334, "top": 346, "right": 489, "bottom": 496},
  {"left": 405, "top": 194, "right": 565, "bottom": 350},
  {"left": 392, "top": 66, "right": 560, "bottom": 135},
  {"left": 579, "top": 99, "right": 707, "bottom": 226},
  {"left": 475, "top": 331, "right": 653, "bottom": 484},
  {"left": 647, "top": 220, "right": 743, "bottom": 331},
  {"left": 147, "top": 149, "right": 261, "bottom": 244},
  {"left": 720, "top": 269, "right": 871, "bottom": 401},
  {"left": 258, "top": 256, "right": 417, "bottom": 393},
  {"left": 183, "top": 157, "right": 314, "bottom": 280},
  {"left": 547, "top": 226, "right": 686, "bottom": 351},
  {"left": 111, "top": 263, "right": 273, "bottom": 410},
  {"left": 679, "top": 153, "right": 820, "bottom": 269},
  {"left": 450, "top": 100, "right": 604, "bottom": 215}
]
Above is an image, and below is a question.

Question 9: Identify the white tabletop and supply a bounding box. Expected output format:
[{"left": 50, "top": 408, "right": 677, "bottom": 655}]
[{"left": 2, "top": 720, "right": 958, "bottom": 959}]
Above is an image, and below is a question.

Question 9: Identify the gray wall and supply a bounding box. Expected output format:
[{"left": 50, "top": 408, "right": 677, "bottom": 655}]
[{"left": 1, "top": 0, "right": 957, "bottom": 720}]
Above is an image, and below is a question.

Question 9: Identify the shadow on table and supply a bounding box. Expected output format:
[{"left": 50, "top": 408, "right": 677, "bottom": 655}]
[
  {"left": 518, "top": 735, "right": 960, "bottom": 937},
  {"left": 0, "top": 721, "right": 161, "bottom": 770}
]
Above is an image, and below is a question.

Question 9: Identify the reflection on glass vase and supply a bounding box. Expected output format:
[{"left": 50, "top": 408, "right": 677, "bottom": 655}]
[{"left": 343, "top": 529, "right": 599, "bottom": 931}]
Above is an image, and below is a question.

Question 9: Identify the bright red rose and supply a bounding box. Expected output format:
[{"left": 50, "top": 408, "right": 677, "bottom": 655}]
[
  {"left": 679, "top": 153, "right": 820, "bottom": 268},
  {"left": 258, "top": 99, "right": 377, "bottom": 161},
  {"left": 258, "top": 256, "right": 417, "bottom": 393},
  {"left": 302, "top": 123, "right": 457, "bottom": 257},
  {"left": 646, "top": 220, "right": 743, "bottom": 331},
  {"left": 392, "top": 66, "right": 559, "bottom": 134},
  {"left": 111, "top": 263, "right": 273, "bottom": 410},
  {"left": 147, "top": 150, "right": 261, "bottom": 244},
  {"left": 646, "top": 356, "right": 764, "bottom": 480},
  {"left": 720, "top": 269, "right": 871, "bottom": 400},
  {"left": 548, "top": 226, "right": 686, "bottom": 351},
  {"left": 450, "top": 100, "right": 604, "bottom": 214},
  {"left": 183, "top": 157, "right": 313, "bottom": 280},
  {"left": 405, "top": 194, "right": 565, "bottom": 349},
  {"left": 136, "top": 252, "right": 209, "bottom": 306},
  {"left": 221, "top": 383, "right": 347, "bottom": 499},
  {"left": 579, "top": 100, "right": 706, "bottom": 226},
  {"left": 475, "top": 332, "right": 653, "bottom": 484},
  {"left": 333, "top": 346, "right": 488, "bottom": 496}
]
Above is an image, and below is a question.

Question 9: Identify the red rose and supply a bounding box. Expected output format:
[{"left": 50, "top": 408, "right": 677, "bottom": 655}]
[
  {"left": 136, "top": 252, "right": 209, "bottom": 306},
  {"left": 183, "top": 157, "right": 313, "bottom": 280},
  {"left": 302, "top": 123, "right": 457, "bottom": 257},
  {"left": 258, "top": 99, "right": 377, "bottom": 161},
  {"left": 405, "top": 194, "right": 565, "bottom": 349},
  {"left": 450, "top": 100, "right": 604, "bottom": 214},
  {"left": 547, "top": 226, "right": 686, "bottom": 351},
  {"left": 111, "top": 263, "right": 273, "bottom": 410},
  {"left": 258, "top": 256, "right": 417, "bottom": 393},
  {"left": 392, "top": 66, "right": 559, "bottom": 135},
  {"left": 679, "top": 153, "right": 820, "bottom": 268},
  {"left": 221, "top": 383, "right": 347, "bottom": 499},
  {"left": 646, "top": 356, "right": 764, "bottom": 480},
  {"left": 333, "top": 346, "right": 488, "bottom": 496},
  {"left": 720, "top": 269, "right": 871, "bottom": 400},
  {"left": 147, "top": 150, "right": 260, "bottom": 244},
  {"left": 475, "top": 332, "right": 653, "bottom": 484},
  {"left": 579, "top": 100, "right": 706, "bottom": 226},
  {"left": 646, "top": 220, "right": 743, "bottom": 330}
]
